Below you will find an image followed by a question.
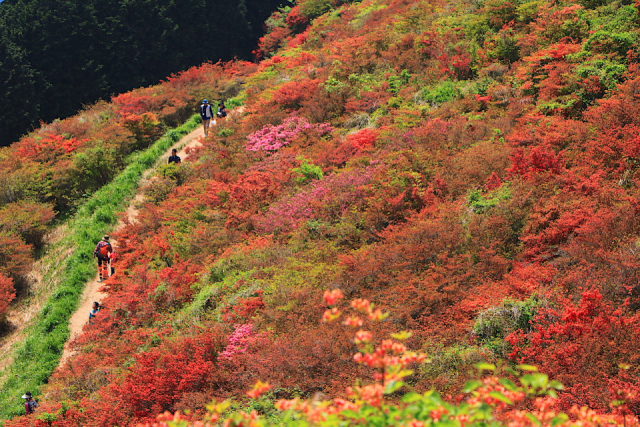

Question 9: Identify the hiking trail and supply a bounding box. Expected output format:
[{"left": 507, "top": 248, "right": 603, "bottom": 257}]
[{"left": 57, "top": 125, "right": 205, "bottom": 367}]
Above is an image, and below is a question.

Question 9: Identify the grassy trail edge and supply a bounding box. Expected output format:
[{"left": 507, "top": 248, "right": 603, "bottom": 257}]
[{"left": 0, "top": 114, "right": 201, "bottom": 420}]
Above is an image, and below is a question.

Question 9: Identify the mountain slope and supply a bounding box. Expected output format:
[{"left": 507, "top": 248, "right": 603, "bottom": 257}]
[{"left": 4, "top": 0, "right": 640, "bottom": 424}]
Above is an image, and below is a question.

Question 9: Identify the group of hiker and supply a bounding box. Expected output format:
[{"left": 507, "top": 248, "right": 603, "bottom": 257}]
[
  {"left": 18, "top": 99, "right": 229, "bottom": 416},
  {"left": 200, "top": 99, "right": 227, "bottom": 137},
  {"left": 20, "top": 236, "right": 110, "bottom": 414},
  {"left": 170, "top": 99, "right": 228, "bottom": 164}
]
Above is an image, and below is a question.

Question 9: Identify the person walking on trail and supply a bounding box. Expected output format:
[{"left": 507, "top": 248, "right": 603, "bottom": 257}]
[
  {"left": 94, "top": 235, "right": 113, "bottom": 282},
  {"left": 22, "top": 392, "right": 38, "bottom": 415},
  {"left": 217, "top": 101, "right": 227, "bottom": 119},
  {"left": 89, "top": 301, "right": 102, "bottom": 323},
  {"left": 168, "top": 148, "right": 181, "bottom": 164},
  {"left": 109, "top": 248, "right": 117, "bottom": 276},
  {"left": 200, "top": 99, "right": 214, "bottom": 136}
]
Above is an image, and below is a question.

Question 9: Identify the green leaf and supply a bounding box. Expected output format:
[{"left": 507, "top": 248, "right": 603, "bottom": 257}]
[
  {"left": 517, "top": 364, "right": 538, "bottom": 372},
  {"left": 390, "top": 331, "right": 413, "bottom": 341},
  {"left": 402, "top": 392, "right": 423, "bottom": 403},
  {"left": 384, "top": 380, "right": 406, "bottom": 394},
  {"left": 529, "top": 373, "right": 548, "bottom": 389},
  {"left": 463, "top": 380, "right": 483, "bottom": 393},
  {"left": 489, "top": 391, "right": 513, "bottom": 405},
  {"left": 340, "top": 410, "right": 360, "bottom": 419},
  {"left": 498, "top": 378, "right": 518, "bottom": 391},
  {"left": 551, "top": 413, "right": 569, "bottom": 426},
  {"left": 504, "top": 366, "right": 518, "bottom": 376},
  {"left": 525, "top": 413, "right": 542, "bottom": 426},
  {"left": 548, "top": 380, "right": 564, "bottom": 390},
  {"left": 474, "top": 362, "right": 496, "bottom": 371}
]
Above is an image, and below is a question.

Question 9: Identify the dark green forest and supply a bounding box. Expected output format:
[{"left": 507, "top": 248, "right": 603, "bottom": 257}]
[{"left": 0, "top": 0, "right": 288, "bottom": 147}]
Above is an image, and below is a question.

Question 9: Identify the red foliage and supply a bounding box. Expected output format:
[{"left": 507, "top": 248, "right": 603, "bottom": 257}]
[
  {"left": 272, "top": 79, "right": 321, "bottom": 111},
  {"left": 508, "top": 144, "right": 564, "bottom": 179},
  {"left": 345, "top": 90, "right": 392, "bottom": 114},
  {"left": 345, "top": 128, "right": 377, "bottom": 151},
  {"left": 82, "top": 328, "right": 226, "bottom": 425},
  {"left": 507, "top": 289, "right": 640, "bottom": 412},
  {"left": 285, "top": 6, "right": 310, "bottom": 32},
  {"left": 0, "top": 231, "right": 33, "bottom": 279},
  {"left": 0, "top": 274, "right": 15, "bottom": 318},
  {"left": 257, "top": 26, "right": 292, "bottom": 59},
  {"left": 222, "top": 290, "right": 266, "bottom": 323},
  {"left": 112, "top": 91, "right": 157, "bottom": 115},
  {"left": 13, "top": 134, "right": 89, "bottom": 163}
]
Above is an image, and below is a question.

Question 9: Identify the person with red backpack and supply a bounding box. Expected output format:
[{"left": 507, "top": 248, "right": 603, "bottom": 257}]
[{"left": 93, "top": 235, "right": 113, "bottom": 282}]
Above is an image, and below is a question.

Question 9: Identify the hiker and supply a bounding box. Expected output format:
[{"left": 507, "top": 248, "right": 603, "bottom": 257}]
[
  {"left": 168, "top": 148, "right": 181, "bottom": 164},
  {"left": 89, "top": 301, "right": 101, "bottom": 322},
  {"left": 22, "top": 392, "right": 38, "bottom": 415},
  {"left": 93, "top": 235, "right": 113, "bottom": 282},
  {"left": 200, "top": 99, "right": 214, "bottom": 136},
  {"left": 216, "top": 101, "right": 227, "bottom": 119},
  {"left": 109, "top": 248, "right": 117, "bottom": 276}
]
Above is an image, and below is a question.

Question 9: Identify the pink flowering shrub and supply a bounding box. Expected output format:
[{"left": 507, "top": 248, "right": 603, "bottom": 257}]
[
  {"left": 257, "top": 167, "right": 378, "bottom": 232},
  {"left": 218, "top": 323, "right": 256, "bottom": 361},
  {"left": 246, "top": 116, "right": 332, "bottom": 151}
]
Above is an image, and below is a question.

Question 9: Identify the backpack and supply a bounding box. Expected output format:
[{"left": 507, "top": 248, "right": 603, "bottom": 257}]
[
  {"left": 96, "top": 241, "right": 111, "bottom": 257},
  {"left": 28, "top": 400, "right": 38, "bottom": 412},
  {"left": 201, "top": 104, "right": 211, "bottom": 118}
]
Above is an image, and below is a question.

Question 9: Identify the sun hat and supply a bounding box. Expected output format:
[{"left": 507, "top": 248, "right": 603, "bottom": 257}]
[
  {"left": 21, "top": 392, "right": 32, "bottom": 399},
  {"left": 203, "top": 99, "right": 209, "bottom": 103},
  {"left": 103, "top": 235, "right": 110, "bottom": 241}
]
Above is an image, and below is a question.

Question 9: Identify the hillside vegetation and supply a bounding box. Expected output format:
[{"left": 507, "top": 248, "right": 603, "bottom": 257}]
[{"left": 3, "top": 0, "right": 640, "bottom": 425}]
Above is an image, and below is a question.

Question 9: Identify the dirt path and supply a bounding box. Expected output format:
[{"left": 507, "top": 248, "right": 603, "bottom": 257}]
[{"left": 57, "top": 125, "right": 205, "bottom": 368}]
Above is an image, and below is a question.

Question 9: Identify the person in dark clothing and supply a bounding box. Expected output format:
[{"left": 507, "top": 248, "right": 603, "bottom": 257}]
[
  {"left": 89, "top": 301, "right": 101, "bottom": 323},
  {"left": 200, "top": 99, "right": 214, "bottom": 136},
  {"left": 93, "top": 235, "right": 113, "bottom": 282},
  {"left": 216, "top": 101, "right": 227, "bottom": 118},
  {"left": 22, "top": 392, "right": 38, "bottom": 414},
  {"left": 168, "top": 148, "right": 181, "bottom": 164}
]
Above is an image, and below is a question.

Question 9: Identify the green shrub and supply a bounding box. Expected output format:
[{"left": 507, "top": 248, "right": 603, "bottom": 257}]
[
  {"left": 419, "top": 81, "right": 462, "bottom": 106},
  {"left": 387, "top": 70, "right": 411, "bottom": 95},
  {"left": 516, "top": 0, "right": 544, "bottom": 23},
  {"left": 292, "top": 158, "right": 323, "bottom": 184},
  {"left": 467, "top": 184, "right": 511, "bottom": 213},
  {"left": 69, "top": 146, "right": 121, "bottom": 196},
  {"left": 584, "top": 30, "right": 638, "bottom": 57},
  {"left": 218, "top": 127, "right": 235, "bottom": 137},
  {"left": 300, "top": 0, "right": 334, "bottom": 19},
  {"left": 472, "top": 295, "right": 545, "bottom": 357},
  {"left": 144, "top": 177, "right": 177, "bottom": 204},
  {"left": 420, "top": 343, "right": 486, "bottom": 383},
  {"left": 157, "top": 162, "right": 191, "bottom": 185}
]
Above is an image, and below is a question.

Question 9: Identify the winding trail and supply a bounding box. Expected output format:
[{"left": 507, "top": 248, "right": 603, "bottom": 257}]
[{"left": 57, "top": 125, "right": 205, "bottom": 368}]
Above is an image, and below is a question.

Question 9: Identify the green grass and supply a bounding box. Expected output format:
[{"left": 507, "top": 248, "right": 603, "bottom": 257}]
[{"left": 0, "top": 114, "right": 200, "bottom": 421}]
